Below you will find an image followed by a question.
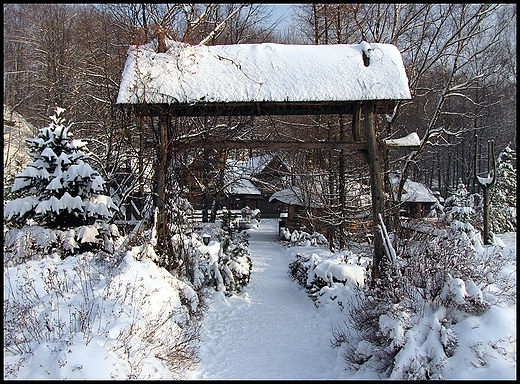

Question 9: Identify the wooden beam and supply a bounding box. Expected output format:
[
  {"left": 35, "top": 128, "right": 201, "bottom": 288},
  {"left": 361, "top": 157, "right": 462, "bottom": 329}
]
[
  {"left": 170, "top": 140, "right": 367, "bottom": 151},
  {"left": 352, "top": 102, "right": 362, "bottom": 141},
  {"left": 383, "top": 143, "right": 420, "bottom": 151},
  {"left": 126, "top": 100, "right": 397, "bottom": 117}
]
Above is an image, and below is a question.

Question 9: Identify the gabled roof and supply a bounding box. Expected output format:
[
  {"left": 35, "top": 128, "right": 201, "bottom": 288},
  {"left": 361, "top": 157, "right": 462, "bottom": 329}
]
[
  {"left": 228, "top": 155, "right": 274, "bottom": 176},
  {"left": 117, "top": 39, "right": 411, "bottom": 109},
  {"left": 390, "top": 173, "right": 438, "bottom": 203},
  {"left": 224, "top": 155, "right": 287, "bottom": 197},
  {"left": 227, "top": 154, "right": 288, "bottom": 177},
  {"left": 269, "top": 187, "right": 322, "bottom": 208},
  {"left": 224, "top": 178, "right": 262, "bottom": 196}
]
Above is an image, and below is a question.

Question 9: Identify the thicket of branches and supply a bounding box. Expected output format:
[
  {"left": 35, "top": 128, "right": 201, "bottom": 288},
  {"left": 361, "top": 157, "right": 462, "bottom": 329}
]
[{"left": 4, "top": 3, "right": 516, "bottom": 255}]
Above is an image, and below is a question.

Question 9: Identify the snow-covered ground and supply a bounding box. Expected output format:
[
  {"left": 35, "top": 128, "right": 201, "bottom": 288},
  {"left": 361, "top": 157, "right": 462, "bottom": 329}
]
[
  {"left": 188, "top": 219, "right": 516, "bottom": 380},
  {"left": 4, "top": 219, "right": 516, "bottom": 380},
  {"left": 189, "top": 220, "right": 346, "bottom": 379}
]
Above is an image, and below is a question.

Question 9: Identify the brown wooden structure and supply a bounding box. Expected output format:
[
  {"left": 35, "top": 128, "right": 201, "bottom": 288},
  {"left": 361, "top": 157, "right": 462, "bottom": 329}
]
[{"left": 116, "top": 39, "right": 412, "bottom": 280}]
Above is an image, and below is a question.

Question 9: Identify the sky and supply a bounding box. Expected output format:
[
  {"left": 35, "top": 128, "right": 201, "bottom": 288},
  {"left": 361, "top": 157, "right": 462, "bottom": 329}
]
[
  {"left": 267, "top": 3, "right": 294, "bottom": 33},
  {"left": 4, "top": 219, "right": 516, "bottom": 380}
]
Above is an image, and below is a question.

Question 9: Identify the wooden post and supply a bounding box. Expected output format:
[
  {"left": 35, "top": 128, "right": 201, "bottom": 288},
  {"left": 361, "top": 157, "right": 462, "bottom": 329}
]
[
  {"left": 153, "top": 108, "right": 175, "bottom": 264},
  {"left": 364, "top": 101, "right": 385, "bottom": 281},
  {"left": 475, "top": 135, "right": 496, "bottom": 245},
  {"left": 156, "top": 109, "right": 168, "bottom": 240},
  {"left": 352, "top": 102, "right": 362, "bottom": 141},
  {"left": 154, "top": 110, "right": 167, "bottom": 215}
]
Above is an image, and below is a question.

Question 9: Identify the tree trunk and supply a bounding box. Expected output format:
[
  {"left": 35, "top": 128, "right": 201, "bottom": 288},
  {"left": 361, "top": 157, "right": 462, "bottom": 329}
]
[{"left": 202, "top": 148, "right": 210, "bottom": 223}]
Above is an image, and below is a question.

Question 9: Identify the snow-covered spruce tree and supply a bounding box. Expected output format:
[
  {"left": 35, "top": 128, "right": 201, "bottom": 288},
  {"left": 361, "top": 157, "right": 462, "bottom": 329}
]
[
  {"left": 490, "top": 144, "right": 516, "bottom": 233},
  {"left": 3, "top": 107, "right": 119, "bottom": 258},
  {"left": 217, "top": 232, "right": 252, "bottom": 295},
  {"left": 443, "top": 180, "right": 479, "bottom": 223},
  {"left": 442, "top": 179, "right": 484, "bottom": 251}
]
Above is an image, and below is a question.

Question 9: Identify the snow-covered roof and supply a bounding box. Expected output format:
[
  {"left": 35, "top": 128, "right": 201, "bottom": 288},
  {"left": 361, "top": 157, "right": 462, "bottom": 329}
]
[
  {"left": 228, "top": 155, "right": 274, "bottom": 177},
  {"left": 383, "top": 132, "right": 421, "bottom": 149},
  {"left": 226, "top": 154, "right": 287, "bottom": 179},
  {"left": 269, "top": 187, "right": 321, "bottom": 208},
  {"left": 390, "top": 174, "right": 438, "bottom": 203},
  {"left": 225, "top": 178, "right": 262, "bottom": 196},
  {"left": 117, "top": 39, "right": 411, "bottom": 106}
]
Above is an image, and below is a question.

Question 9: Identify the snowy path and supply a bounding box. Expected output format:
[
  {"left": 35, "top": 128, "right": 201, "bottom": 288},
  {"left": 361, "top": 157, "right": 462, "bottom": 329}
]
[{"left": 189, "top": 219, "right": 343, "bottom": 380}]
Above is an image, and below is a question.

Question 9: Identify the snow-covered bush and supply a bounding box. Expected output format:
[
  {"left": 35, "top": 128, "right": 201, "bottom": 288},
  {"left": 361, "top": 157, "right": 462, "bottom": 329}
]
[
  {"left": 442, "top": 180, "right": 484, "bottom": 250},
  {"left": 193, "top": 223, "right": 252, "bottom": 296},
  {"left": 332, "top": 219, "right": 512, "bottom": 379},
  {"left": 282, "top": 228, "right": 329, "bottom": 246},
  {"left": 490, "top": 143, "right": 516, "bottom": 233},
  {"left": 3, "top": 246, "right": 203, "bottom": 379},
  {"left": 218, "top": 234, "right": 252, "bottom": 294},
  {"left": 3, "top": 223, "right": 122, "bottom": 267},
  {"left": 289, "top": 251, "right": 364, "bottom": 297},
  {"left": 139, "top": 197, "right": 253, "bottom": 296},
  {"left": 3, "top": 107, "right": 119, "bottom": 257},
  {"left": 443, "top": 180, "right": 481, "bottom": 224}
]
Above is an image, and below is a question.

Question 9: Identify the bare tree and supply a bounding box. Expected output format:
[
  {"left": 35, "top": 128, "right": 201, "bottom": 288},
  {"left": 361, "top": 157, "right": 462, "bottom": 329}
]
[
  {"left": 292, "top": 4, "right": 516, "bottom": 235},
  {"left": 390, "top": 4, "right": 515, "bottom": 212}
]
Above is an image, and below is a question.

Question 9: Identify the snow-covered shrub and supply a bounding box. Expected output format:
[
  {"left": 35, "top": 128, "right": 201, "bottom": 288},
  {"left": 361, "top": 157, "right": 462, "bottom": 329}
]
[
  {"left": 288, "top": 253, "right": 311, "bottom": 287},
  {"left": 125, "top": 193, "right": 252, "bottom": 297},
  {"left": 332, "top": 219, "right": 511, "bottom": 379},
  {"left": 3, "top": 225, "right": 59, "bottom": 265},
  {"left": 288, "top": 251, "right": 365, "bottom": 298},
  {"left": 3, "top": 107, "right": 119, "bottom": 257},
  {"left": 443, "top": 180, "right": 480, "bottom": 224},
  {"left": 282, "top": 228, "right": 329, "bottom": 246},
  {"left": 217, "top": 214, "right": 253, "bottom": 292},
  {"left": 3, "top": 247, "right": 203, "bottom": 379},
  {"left": 191, "top": 222, "right": 252, "bottom": 296},
  {"left": 218, "top": 234, "right": 252, "bottom": 294},
  {"left": 442, "top": 180, "right": 484, "bottom": 250}
]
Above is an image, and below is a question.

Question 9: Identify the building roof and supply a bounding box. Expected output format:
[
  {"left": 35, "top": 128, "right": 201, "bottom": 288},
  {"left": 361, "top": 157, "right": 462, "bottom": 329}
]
[
  {"left": 224, "top": 178, "right": 262, "bottom": 196},
  {"left": 117, "top": 39, "right": 411, "bottom": 108},
  {"left": 269, "top": 187, "right": 322, "bottom": 208},
  {"left": 390, "top": 173, "right": 438, "bottom": 203}
]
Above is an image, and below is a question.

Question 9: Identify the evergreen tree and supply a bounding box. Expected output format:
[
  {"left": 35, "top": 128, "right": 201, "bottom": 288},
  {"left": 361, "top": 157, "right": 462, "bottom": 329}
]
[
  {"left": 443, "top": 179, "right": 480, "bottom": 223},
  {"left": 443, "top": 179, "right": 484, "bottom": 251},
  {"left": 4, "top": 107, "right": 119, "bottom": 254},
  {"left": 490, "top": 144, "right": 517, "bottom": 233}
]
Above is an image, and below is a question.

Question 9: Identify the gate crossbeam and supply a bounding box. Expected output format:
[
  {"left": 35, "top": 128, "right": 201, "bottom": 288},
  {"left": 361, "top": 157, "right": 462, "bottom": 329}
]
[{"left": 171, "top": 140, "right": 367, "bottom": 151}]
